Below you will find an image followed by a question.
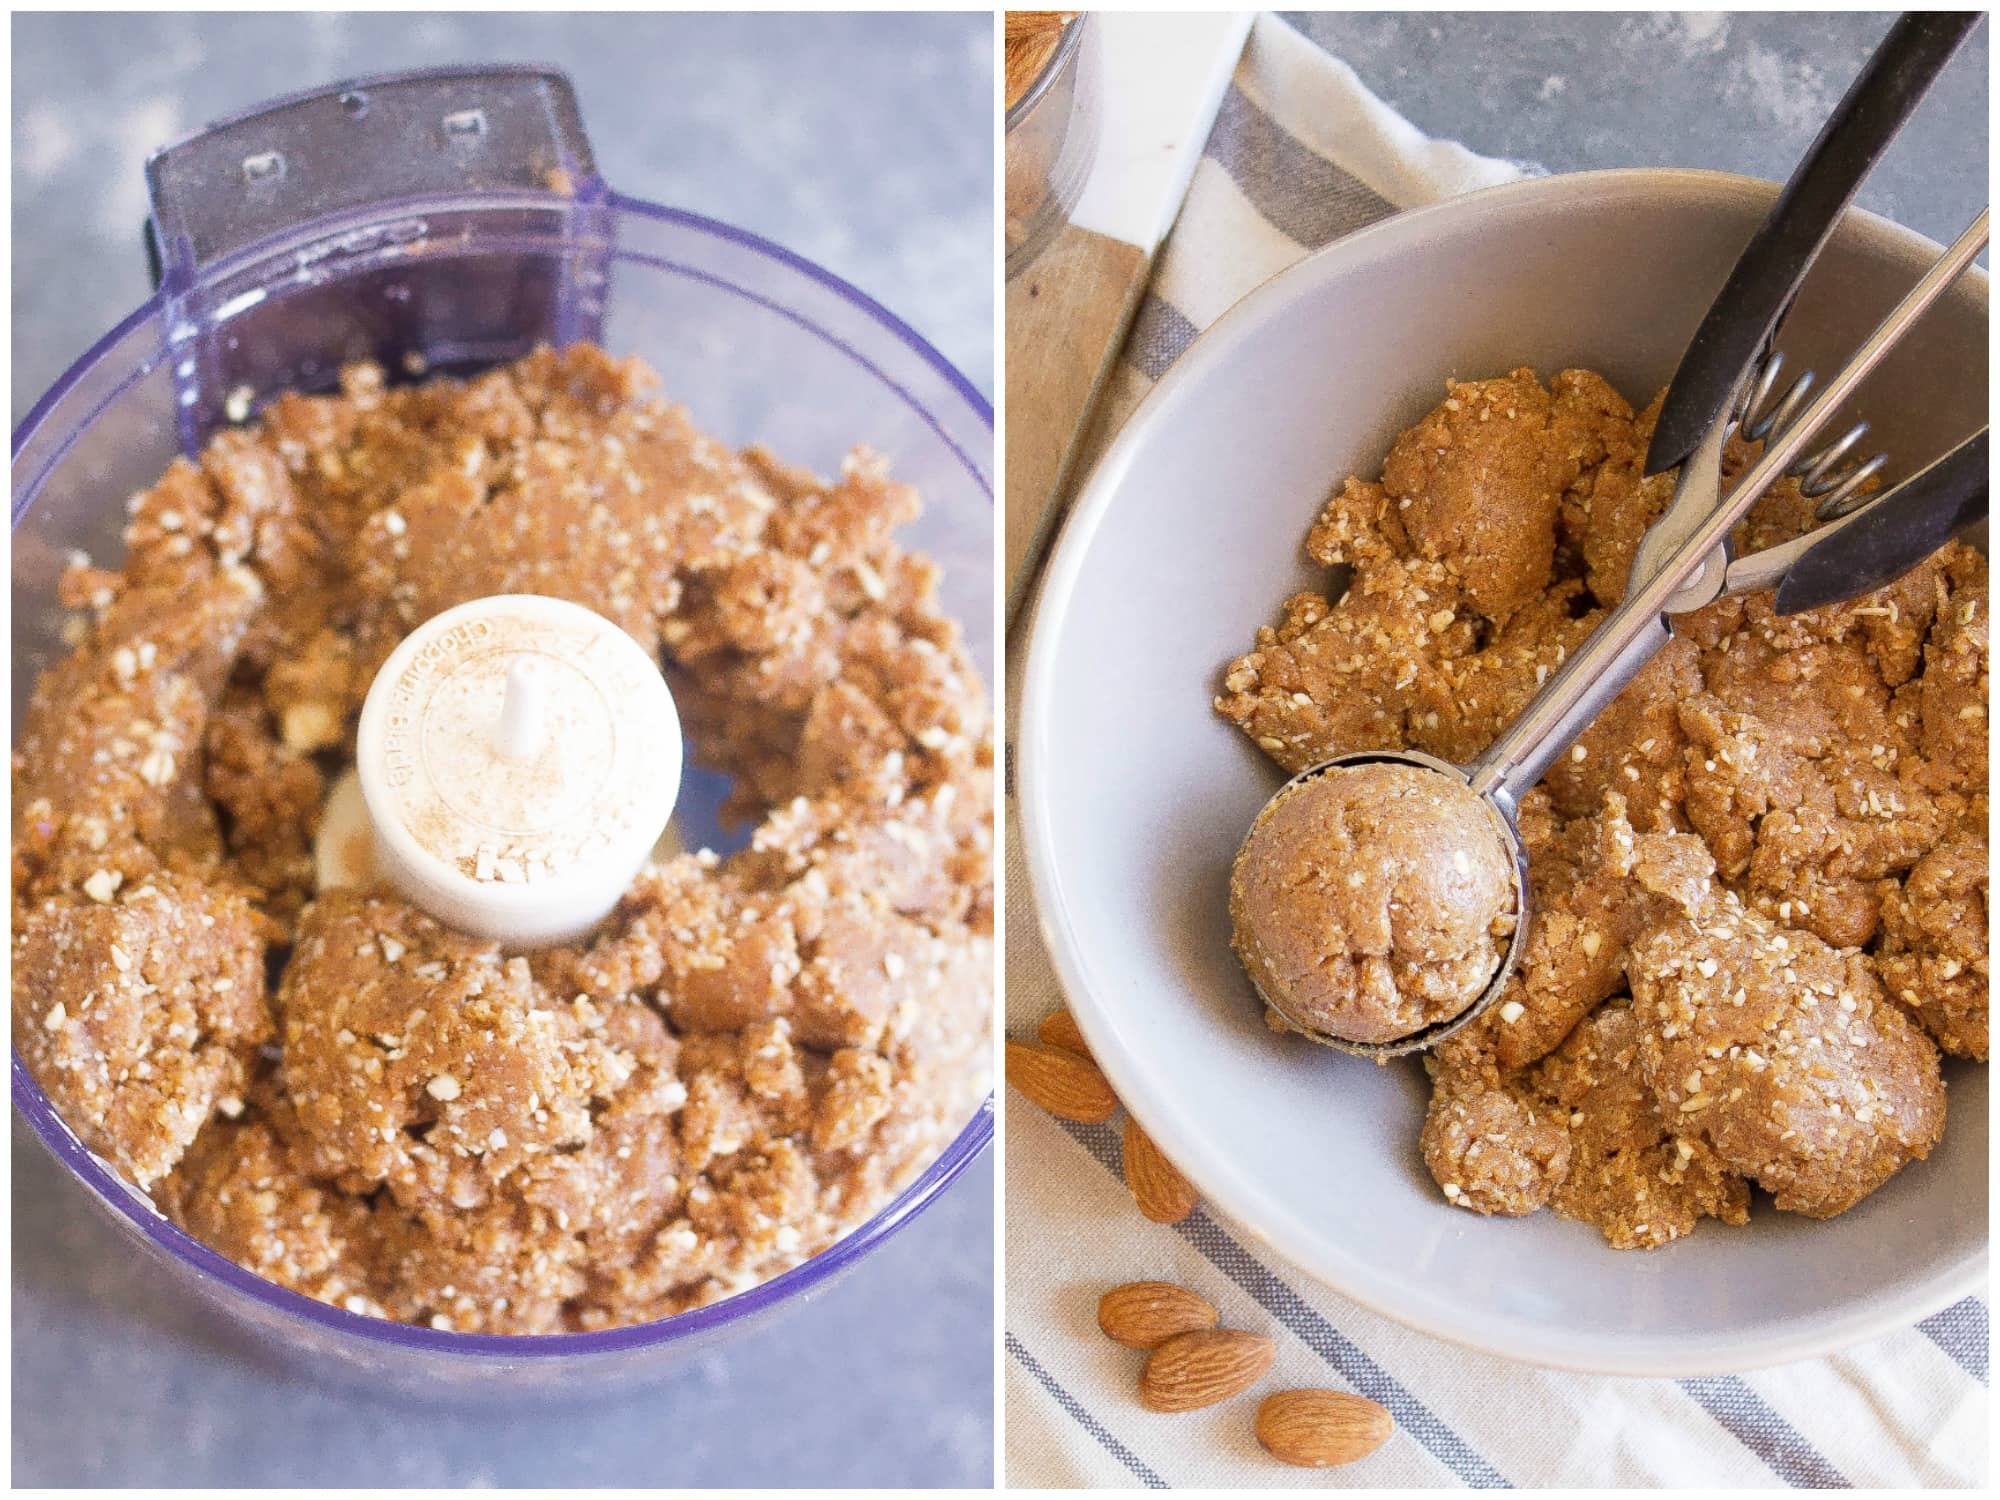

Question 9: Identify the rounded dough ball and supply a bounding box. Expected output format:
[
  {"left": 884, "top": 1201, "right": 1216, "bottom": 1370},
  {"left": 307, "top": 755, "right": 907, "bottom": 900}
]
[{"left": 1230, "top": 761, "right": 1517, "bottom": 1044}]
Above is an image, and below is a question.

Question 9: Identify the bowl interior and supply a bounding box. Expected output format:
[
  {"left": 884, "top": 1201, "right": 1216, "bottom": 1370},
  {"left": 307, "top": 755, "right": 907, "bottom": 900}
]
[{"left": 1021, "top": 170, "right": 1987, "bottom": 1375}]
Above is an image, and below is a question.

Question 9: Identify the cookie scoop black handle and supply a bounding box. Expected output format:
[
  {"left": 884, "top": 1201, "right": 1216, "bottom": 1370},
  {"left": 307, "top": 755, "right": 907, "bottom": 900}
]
[
  {"left": 1774, "top": 428, "right": 1987, "bottom": 615},
  {"left": 1645, "top": 11, "right": 1981, "bottom": 478}
]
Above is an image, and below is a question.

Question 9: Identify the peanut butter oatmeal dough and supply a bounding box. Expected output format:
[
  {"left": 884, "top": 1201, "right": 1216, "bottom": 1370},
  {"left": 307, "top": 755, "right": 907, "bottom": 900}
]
[
  {"left": 1216, "top": 366, "right": 1985, "bottom": 1247},
  {"left": 1627, "top": 844, "right": 1946, "bottom": 1220},
  {"left": 13, "top": 345, "right": 993, "bottom": 1331},
  {"left": 13, "top": 873, "right": 273, "bottom": 1190},
  {"left": 1877, "top": 828, "right": 1989, "bottom": 1061},
  {"left": 1419, "top": 1019, "right": 1570, "bottom": 1217},
  {"left": 1531, "top": 1002, "right": 1751, "bottom": 1249},
  {"left": 1231, "top": 762, "right": 1516, "bottom": 1044}
]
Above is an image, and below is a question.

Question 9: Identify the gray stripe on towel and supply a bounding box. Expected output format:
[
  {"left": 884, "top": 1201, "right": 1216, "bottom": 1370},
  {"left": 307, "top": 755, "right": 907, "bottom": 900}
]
[
  {"left": 1677, "top": 1377, "right": 1852, "bottom": 1488},
  {"left": 1125, "top": 294, "right": 1200, "bottom": 383},
  {"left": 1120, "top": 88, "right": 1402, "bottom": 384},
  {"left": 1007, "top": 1331, "right": 1170, "bottom": 1489},
  {"left": 1065, "top": 1117, "right": 1511, "bottom": 1488},
  {"left": 1203, "top": 84, "right": 1399, "bottom": 249},
  {"left": 1918, "top": 1298, "right": 1989, "bottom": 1385}
]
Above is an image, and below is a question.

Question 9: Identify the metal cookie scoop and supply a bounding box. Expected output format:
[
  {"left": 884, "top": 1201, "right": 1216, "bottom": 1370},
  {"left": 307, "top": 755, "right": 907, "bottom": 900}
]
[
  {"left": 1239, "top": 12, "right": 1988, "bottom": 1059},
  {"left": 1237, "top": 748, "right": 1532, "bottom": 1058}
]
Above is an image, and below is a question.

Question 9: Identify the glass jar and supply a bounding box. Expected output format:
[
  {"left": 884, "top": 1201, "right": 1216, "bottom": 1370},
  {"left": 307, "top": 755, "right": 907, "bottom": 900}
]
[{"left": 1004, "top": 14, "right": 1101, "bottom": 278}]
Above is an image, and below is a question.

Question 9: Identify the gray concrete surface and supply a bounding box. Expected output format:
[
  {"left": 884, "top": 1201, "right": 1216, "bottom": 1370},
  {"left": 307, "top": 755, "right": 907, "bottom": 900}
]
[
  {"left": 1284, "top": 10, "right": 1986, "bottom": 248},
  {"left": 11, "top": 10, "right": 993, "bottom": 1490}
]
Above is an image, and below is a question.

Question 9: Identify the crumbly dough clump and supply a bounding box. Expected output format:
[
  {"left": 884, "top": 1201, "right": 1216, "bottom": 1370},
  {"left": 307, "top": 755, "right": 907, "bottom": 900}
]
[
  {"left": 13, "top": 345, "right": 993, "bottom": 1331},
  {"left": 1626, "top": 838, "right": 1946, "bottom": 1220},
  {"left": 1230, "top": 762, "right": 1515, "bottom": 1044},
  {"left": 1217, "top": 366, "right": 1985, "bottom": 1247}
]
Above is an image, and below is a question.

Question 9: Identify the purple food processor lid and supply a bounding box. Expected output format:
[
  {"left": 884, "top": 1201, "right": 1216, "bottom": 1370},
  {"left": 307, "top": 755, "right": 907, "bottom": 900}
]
[{"left": 13, "top": 65, "right": 994, "bottom": 1358}]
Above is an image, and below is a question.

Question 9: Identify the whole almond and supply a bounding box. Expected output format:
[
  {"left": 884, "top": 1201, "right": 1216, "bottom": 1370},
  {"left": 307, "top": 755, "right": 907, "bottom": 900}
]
[
  {"left": 1006, "top": 1040, "right": 1118, "bottom": 1123},
  {"left": 1037, "top": 1007, "right": 1093, "bottom": 1060},
  {"left": 1124, "top": 1117, "right": 1198, "bottom": 1223},
  {"left": 1255, "top": 1389, "right": 1395, "bottom": 1468},
  {"left": 1139, "top": 1328, "right": 1275, "bottom": 1412},
  {"left": 1097, "top": 1281, "right": 1218, "bottom": 1350}
]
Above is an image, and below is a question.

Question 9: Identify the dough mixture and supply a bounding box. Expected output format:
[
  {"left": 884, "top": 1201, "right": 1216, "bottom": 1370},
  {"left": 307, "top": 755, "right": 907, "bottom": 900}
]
[
  {"left": 14, "top": 345, "right": 994, "bottom": 1330},
  {"left": 1004, "top": 11, "right": 1075, "bottom": 111},
  {"left": 1215, "top": 366, "right": 1986, "bottom": 1248},
  {"left": 1230, "top": 761, "right": 1516, "bottom": 1045}
]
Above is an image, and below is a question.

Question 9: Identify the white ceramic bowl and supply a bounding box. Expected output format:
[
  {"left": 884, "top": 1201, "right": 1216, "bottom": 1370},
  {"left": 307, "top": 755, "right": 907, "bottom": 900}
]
[{"left": 1019, "top": 169, "right": 1988, "bottom": 1376}]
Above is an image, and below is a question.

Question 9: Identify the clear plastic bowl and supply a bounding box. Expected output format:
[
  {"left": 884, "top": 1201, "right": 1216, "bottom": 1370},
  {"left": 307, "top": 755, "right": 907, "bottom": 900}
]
[{"left": 12, "top": 188, "right": 994, "bottom": 1398}]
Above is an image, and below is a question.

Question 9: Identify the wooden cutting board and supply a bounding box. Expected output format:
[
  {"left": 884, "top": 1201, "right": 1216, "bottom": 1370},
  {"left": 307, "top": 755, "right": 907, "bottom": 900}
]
[{"left": 1005, "top": 12, "right": 1252, "bottom": 625}]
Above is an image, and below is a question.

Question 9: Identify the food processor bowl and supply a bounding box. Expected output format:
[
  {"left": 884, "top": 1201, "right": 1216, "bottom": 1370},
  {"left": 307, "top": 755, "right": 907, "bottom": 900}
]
[{"left": 12, "top": 67, "right": 994, "bottom": 1399}]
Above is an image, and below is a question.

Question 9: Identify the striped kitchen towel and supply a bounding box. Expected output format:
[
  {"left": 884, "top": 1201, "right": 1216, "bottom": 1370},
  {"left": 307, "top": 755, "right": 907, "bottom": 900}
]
[{"left": 1001, "top": 13, "right": 1988, "bottom": 1490}]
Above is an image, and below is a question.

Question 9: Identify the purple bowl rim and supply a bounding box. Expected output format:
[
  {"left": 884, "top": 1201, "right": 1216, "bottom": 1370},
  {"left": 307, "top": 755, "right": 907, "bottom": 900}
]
[
  {"left": 602, "top": 193, "right": 992, "bottom": 503},
  {"left": 12, "top": 195, "right": 995, "bottom": 1357},
  {"left": 605, "top": 191, "right": 994, "bottom": 441},
  {"left": 13, "top": 193, "right": 993, "bottom": 496},
  {"left": 11, "top": 294, "right": 170, "bottom": 526}
]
